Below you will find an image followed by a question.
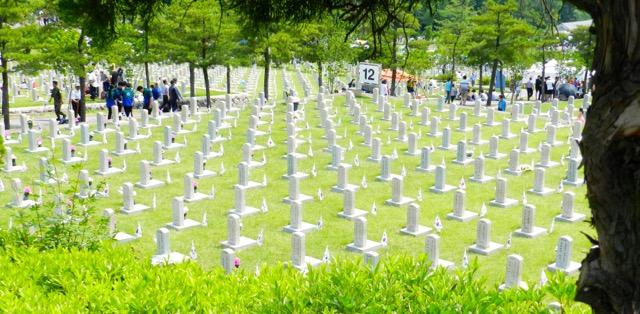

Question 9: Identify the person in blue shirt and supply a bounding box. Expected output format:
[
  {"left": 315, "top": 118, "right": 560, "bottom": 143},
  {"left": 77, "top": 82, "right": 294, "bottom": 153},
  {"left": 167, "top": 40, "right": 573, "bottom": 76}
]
[
  {"left": 444, "top": 78, "right": 452, "bottom": 104},
  {"left": 137, "top": 85, "right": 153, "bottom": 113},
  {"left": 105, "top": 85, "right": 116, "bottom": 120},
  {"left": 152, "top": 83, "right": 161, "bottom": 101},
  {"left": 497, "top": 94, "right": 507, "bottom": 111},
  {"left": 122, "top": 83, "right": 135, "bottom": 118}
]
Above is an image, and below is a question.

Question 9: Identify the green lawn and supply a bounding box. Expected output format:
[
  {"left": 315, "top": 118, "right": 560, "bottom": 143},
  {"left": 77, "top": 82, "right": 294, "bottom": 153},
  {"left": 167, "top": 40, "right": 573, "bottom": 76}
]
[{"left": 0, "top": 68, "right": 591, "bottom": 288}]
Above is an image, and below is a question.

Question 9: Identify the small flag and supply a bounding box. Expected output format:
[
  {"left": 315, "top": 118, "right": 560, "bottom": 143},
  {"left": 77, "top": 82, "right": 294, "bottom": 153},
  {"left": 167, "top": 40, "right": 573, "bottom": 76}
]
[
  {"left": 0, "top": 180, "right": 4, "bottom": 192},
  {"left": 135, "top": 223, "right": 142, "bottom": 238},
  {"left": 459, "top": 178, "right": 466, "bottom": 190},
  {"left": 505, "top": 233, "right": 512, "bottom": 249},
  {"left": 311, "top": 163, "right": 317, "bottom": 177},
  {"left": 267, "top": 136, "right": 275, "bottom": 147},
  {"left": 371, "top": 201, "right": 377, "bottom": 216},
  {"left": 255, "top": 264, "right": 261, "bottom": 277},
  {"left": 307, "top": 145, "right": 314, "bottom": 157},
  {"left": 262, "top": 152, "right": 267, "bottom": 163},
  {"left": 387, "top": 135, "right": 391, "bottom": 145},
  {"left": 462, "top": 249, "right": 469, "bottom": 269},
  {"left": 102, "top": 133, "right": 108, "bottom": 144},
  {"left": 261, "top": 197, "right": 269, "bottom": 213},
  {"left": 122, "top": 160, "right": 127, "bottom": 171},
  {"left": 361, "top": 175, "right": 368, "bottom": 189},
  {"left": 262, "top": 174, "right": 268, "bottom": 186},
  {"left": 417, "top": 188, "right": 423, "bottom": 202},
  {"left": 348, "top": 139, "right": 354, "bottom": 151},
  {"left": 220, "top": 144, "right": 225, "bottom": 156},
  {"left": 317, "top": 216, "right": 324, "bottom": 230},
  {"left": 210, "top": 185, "right": 215, "bottom": 199},
  {"left": 152, "top": 194, "right": 157, "bottom": 209},
  {"left": 183, "top": 136, "right": 188, "bottom": 146},
  {"left": 136, "top": 143, "right": 141, "bottom": 153},
  {"left": 317, "top": 188, "right": 324, "bottom": 201},
  {"left": 202, "top": 211, "right": 208, "bottom": 226},
  {"left": 409, "top": 120, "right": 414, "bottom": 130},
  {"left": 166, "top": 170, "right": 172, "bottom": 184},
  {"left": 257, "top": 229, "right": 264, "bottom": 246},
  {"left": 305, "top": 122, "right": 310, "bottom": 130},
  {"left": 354, "top": 154, "right": 360, "bottom": 167},
  {"left": 401, "top": 164, "right": 407, "bottom": 177},
  {"left": 480, "top": 203, "right": 488, "bottom": 217},
  {"left": 175, "top": 151, "right": 181, "bottom": 163},
  {"left": 219, "top": 162, "right": 226, "bottom": 175},
  {"left": 8, "top": 217, "right": 13, "bottom": 229},
  {"left": 539, "top": 269, "right": 548, "bottom": 287},
  {"left": 392, "top": 148, "right": 398, "bottom": 159},
  {"left": 434, "top": 215, "right": 443, "bottom": 233},
  {"left": 322, "top": 246, "right": 331, "bottom": 263},
  {"left": 557, "top": 181, "right": 564, "bottom": 193},
  {"left": 381, "top": 230, "right": 388, "bottom": 247},
  {"left": 548, "top": 219, "right": 555, "bottom": 234},
  {"left": 190, "top": 241, "right": 198, "bottom": 260},
  {"left": 522, "top": 191, "right": 527, "bottom": 205}
]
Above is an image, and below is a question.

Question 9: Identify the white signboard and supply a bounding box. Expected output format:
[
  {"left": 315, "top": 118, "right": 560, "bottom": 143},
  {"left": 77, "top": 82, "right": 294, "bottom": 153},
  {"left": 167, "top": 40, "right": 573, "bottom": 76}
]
[{"left": 358, "top": 62, "right": 381, "bottom": 85}]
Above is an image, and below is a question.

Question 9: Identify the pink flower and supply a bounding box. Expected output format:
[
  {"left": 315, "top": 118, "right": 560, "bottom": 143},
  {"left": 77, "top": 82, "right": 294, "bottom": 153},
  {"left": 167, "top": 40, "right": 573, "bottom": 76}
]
[
  {"left": 23, "top": 186, "right": 32, "bottom": 194},
  {"left": 233, "top": 257, "right": 240, "bottom": 268}
]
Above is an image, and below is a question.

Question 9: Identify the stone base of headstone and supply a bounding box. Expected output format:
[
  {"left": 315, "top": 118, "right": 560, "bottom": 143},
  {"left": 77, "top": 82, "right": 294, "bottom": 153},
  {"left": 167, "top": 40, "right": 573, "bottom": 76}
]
[
  {"left": 429, "top": 184, "right": 456, "bottom": 194},
  {"left": 163, "top": 142, "right": 185, "bottom": 150},
  {"left": 498, "top": 281, "right": 528, "bottom": 291},
  {"left": 281, "top": 152, "right": 307, "bottom": 160},
  {"left": 230, "top": 206, "right": 261, "bottom": 217},
  {"left": 127, "top": 134, "right": 150, "bottom": 141},
  {"left": 483, "top": 121, "right": 500, "bottom": 127},
  {"left": 204, "top": 151, "right": 223, "bottom": 160},
  {"left": 536, "top": 161, "right": 559, "bottom": 168},
  {"left": 468, "top": 242, "right": 503, "bottom": 255},
  {"left": 346, "top": 240, "right": 383, "bottom": 253},
  {"left": 61, "top": 156, "right": 85, "bottom": 165},
  {"left": 3, "top": 138, "right": 19, "bottom": 145},
  {"left": 174, "top": 129, "right": 192, "bottom": 135},
  {"left": 486, "top": 152, "right": 506, "bottom": 160},
  {"left": 49, "top": 134, "right": 70, "bottom": 141},
  {"left": 95, "top": 167, "right": 124, "bottom": 176},
  {"left": 470, "top": 175, "right": 493, "bottom": 183},
  {"left": 25, "top": 147, "right": 50, "bottom": 154},
  {"left": 367, "top": 156, "right": 382, "bottom": 163},
  {"left": 285, "top": 136, "right": 306, "bottom": 145},
  {"left": 405, "top": 150, "right": 420, "bottom": 157},
  {"left": 135, "top": 179, "right": 165, "bottom": 189},
  {"left": 235, "top": 181, "right": 263, "bottom": 191},
  {"left": 555, "top": 213, "right": 586, "bottom": 223},
  {"left": 470, "top": 139, "right": 488, "bottom": 146},
  {"left": 193, "top": 170, "right": 216, "bottom": 179},
  {"left": 438, "top": 144, "right": 456, "bottom": 151},
  {"left": 2, "top": 165, "right": 26, "bottom": 173},
  {"left": 520, "top": 147, "right": 536, "bottom": 154},
  {"left": 221, "top": 236, "right": 258, "bottom": 251},
  {"left": 547, "top": 261, "right": 581, "bottom": 275},
  {"left": 500, "top": 133, "right": 516, "bottom": 140},
  {"left": 92, "top": 128, "right": 116, "bottom": 135},
  {"left": 452, "top": 158, "right": 474, "bottom": 165},
  {"left": 217, "top": 122, "right": 232, "bottom": 130},
  {"left": 184, "top": 192, "right": 212, "bottom": 203},
  {"left": 419, "top": 121, "right": 430, "bottom": 127},
  {"left": 114, "top": 232, "right": 138, "bottom": 244},
  {"left": 152, "top": 159, "right": 175, "bottom": 167},
  {"left": 37, "top": 177, "right": 58, "bottom": 186},
  {"left": 504, "top": 168, "right": 523, "bottom": 176},
  {"left": 337, "top": 208, "right": 368, "bottom": 220},
  {"left": 489, "top": 198, "right": 518, "bottom": 208},
  {"left": 209, "top": 135, "right": 228, "bottom": 144},
  {"left": 527, "top": 187, "right": 554, "bottom": 196},
  {"left": 166, "top": 219, "right": 201, "bottom": 231},
  {"left": 112, "top": 148, "right": 137, "bottom": 157},
  {"left": 513, "top": 226, "right": 547, "bottom": 238},
  {"left": 151, "top": 252, "right": 189, "bottom": 266},
  {"left": 456, "top": 126, "right": 472, "bottom": 133},
  {"left": 385, "top": 196, "right": 415, "bottom": 207},
  {"left": 427, "top": 131, "right": 442, "bottom": 138},
  {"left": 331, "top": 184, "right": 360, "bottom": 193},
  {"left": 562, "top": 178, "right": 584, "bottom": 187},
  {"left": 283, "top": 222, "right": 317, "bottom": 234},
  {"left": 120, "top": 204, "right": 150, "bottom": 215},
  {"left": 282, "top": 194, "right": 314, "bottom": 204},
  {"left": 416, "top": 165, "right": 435, "bottom": 172},
  {"left": 292, "top": 256, "right": 323, "bottom": 272},
  {"left": 547, "top": 140, "right": 562, "bottom": 147},
  {"left": 431, "top": 259, "right": 455, "bottom": 270},
  {"left": 400, "top": 225, "right": 432, "bottom": 237},
  {"left": 75, "top": 190, "right": 96, "bottom": 199},
  {"left": 446, "top": 210, "right": 478, "bottom": 222},
  {"left": 251, "top": 144, "right": 266, "bottom": 151},
  {"left": 282, "top": 172, "right": 309, "bottom": 180},
  {"left": 376, "top": 174, "right": 398, "bottom": 182},
  {"left": 7, "top": 199, "right": 37, "bottom": 209},
  {"left": 77, "top": 140, "right": 102, "bottom": 147}
]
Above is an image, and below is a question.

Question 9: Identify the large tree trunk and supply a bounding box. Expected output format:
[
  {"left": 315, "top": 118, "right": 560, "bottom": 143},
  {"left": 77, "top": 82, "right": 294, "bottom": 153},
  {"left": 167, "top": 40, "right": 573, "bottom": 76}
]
[
  {"left": 226, "top": 64, "right": 231, "bottom": 94},
  {"left": 541, "top": 48, "right": 547, "bottom": 101},
  {"left": 485, "top": 58, "right": 498, "bottom": 107},
  {"left": 569, "top": 1, "right": 640, "bottom": 313},
  {"left": 188, "top": 63, "right": 195, "bottom": 98},
  {"left": 1, "top": 53, "right": 10, "bottom": 130},
  {"left": 79, "top": 74, "right": 86, "bottom": 122},
  {"left": 144, "top": 62, "right": 150, "bottom": 88},
  {"left": 391, "top": 32, "right": 398, "bottom": 96},
  {"left": 202, "top": 65, "right": 211, "bottom": 108},
  {"left": 478, "top": 64, "right": 483, "bottom": 93},
  {"left": 317, "top": 60, "right": 323, "bottom": 88},
  {"left": 263, "top": 47, "right": 270, "bottom": 99}
]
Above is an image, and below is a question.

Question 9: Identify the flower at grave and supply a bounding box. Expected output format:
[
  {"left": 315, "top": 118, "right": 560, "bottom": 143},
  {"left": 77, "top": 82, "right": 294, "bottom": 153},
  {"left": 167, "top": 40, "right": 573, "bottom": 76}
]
[
  {"left": 317, "top": 216, "right": 324, "bottom": 230},
  {"left": 23, "top": 186, "right": 32, "bottom": 199},
  {"left": 171, "top": 133, "right": 176, "bottom": 143},
  {"left": 37, "top": 137, "right": 42, "bottom": 147},
  {"left": 434, "top": 216, "right": 443, "bottom": 233},
  {"left": 11, "top": 155, "right": 17, "bottom": 167},
  {"left": 107, "top": 157, "right": 112, "bottom": 168},
  {"left": 27, "top": 119, "right": 33, "bottom": 129},
  {"left": 462, "top": 249, "right": 469, "bottom": 269},
  {"left": 233, "top": 257, "right": 241, "bottom": 269},
  {"left": 539, "top": 269, "right": 548, "bottom": 287},
  {"left": 381, "top": 230, "right": 388, "bottom": 247},
  {"left": 3, "top": 130, "right": 9, "bottom": 139},
  {"left": 70, "top": 145, "right": 76, "bottom": 155},
  {"left": 505, "top": 233, "right": 512, "bottom": 249},
  {"left": 458, "top": 178, "right": 466, "bottom": 190},
  {"left": 193, "top": 180, "right": 198, "bottom": 192},
  {"left": 322, "top": 246, "right": 331, "bottom": 264}
]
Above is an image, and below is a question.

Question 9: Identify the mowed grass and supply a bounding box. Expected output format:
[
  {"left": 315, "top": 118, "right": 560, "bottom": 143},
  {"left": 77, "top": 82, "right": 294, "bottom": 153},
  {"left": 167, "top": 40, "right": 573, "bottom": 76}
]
[{"left": 0, "top": 68, "right": 591, "bottom": 288}]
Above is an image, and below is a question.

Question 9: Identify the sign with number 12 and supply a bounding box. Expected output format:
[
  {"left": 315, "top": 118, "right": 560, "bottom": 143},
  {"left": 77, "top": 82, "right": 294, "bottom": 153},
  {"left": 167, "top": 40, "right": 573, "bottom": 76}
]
[{"left": 358, "top": 63, "right": 381, "bottom": 85}]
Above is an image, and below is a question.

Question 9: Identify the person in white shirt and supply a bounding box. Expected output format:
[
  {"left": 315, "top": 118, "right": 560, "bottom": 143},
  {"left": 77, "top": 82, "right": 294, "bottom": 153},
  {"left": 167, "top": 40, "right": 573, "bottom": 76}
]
[
  {"left": 70, "top": 85, "right": 82, "bottom": 119},
  {"left": 544, "top": 76, "right": 554, "bottom": 102},
  {"left": 380, "top": 79, "right": 388, "bottom": 98},
  {"left": 525, "top": 77, "right": 534, "bottom": 101},
  {"left": 161, "top": 79, "right": 170, "bottom": 112}
]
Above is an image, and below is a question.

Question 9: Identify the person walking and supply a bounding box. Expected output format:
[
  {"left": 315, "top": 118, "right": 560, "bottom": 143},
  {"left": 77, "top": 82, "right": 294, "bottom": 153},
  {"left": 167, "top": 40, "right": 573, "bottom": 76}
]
[
  {"left": 137, "top": 85, "right": 153, "bottom": 113},
  {"left": 168, "top": 79, "right": 183, "bottom": 112},
  {"left": 444, "top": 78, "right": 452, "bottom": 104},
  {"left": 459, "top": 75, "right": 470, "bottom": 106},
  {"left": 70, "top": 84, "right": 81, "bottom": 120},
  {"left": 105, "top": 83, "right": 116, "bottom": 120},
  {"left": 49, "top": 81, "right": 67, "bottom": 124},
  {"left": 525, "top": 77, "right": 534, "bottom": 101},
  {"left": 544, "top": 76, "right": 554, "bottom": 102},
  {"left": 122, "top": 83, "right": 134, "bottom": 118},
  {"left": 161, "top": 79, "right": 170, "bottom": 112},
  {"left": 535, "top": 76, "right": 542, "bottom": 100}
]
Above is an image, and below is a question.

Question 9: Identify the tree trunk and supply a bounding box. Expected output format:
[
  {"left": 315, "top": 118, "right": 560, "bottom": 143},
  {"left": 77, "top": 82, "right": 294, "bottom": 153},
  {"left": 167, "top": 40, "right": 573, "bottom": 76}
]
[
  {"left": 79, "top": 74, "right": 86, "bottom": 122},
  {"left": 188, "top": 63, "right": 195, "bottom": 98},
  {"left": 583, "top": 68, "right": 589, "bottom": 95},
  {"left": 202, "top": 65, "right": 211, "bottom": 108},
  {"left": 1, "top": 53, "right": 9, "bottom": 130},
  {"left": 499, "top": 65, "right": 505, "bottom": 96},
  {"left": 144, "top": 62, "right": 150, "bottom": 88},
  {"left": 569, "top": 1, "right": 640, "bottom": 312},
  {"left": 478, "top": 64, "right": 483, "bottom": 93},
  {"left": 263, "top": 46, "right": 270, "bottom": 99},
  {"left": 143, "top": 21, "right": 150, "bottom": 87},
  {"left": 391, "top": 32, "right": 398, "bottom": 96},
  {"left": 317, "top": 60, "right": 323, "bottom": 89},
  {"left": 226, "top": 64, "right": 231, "bottom": 94},
  {"left": 541, "top": 49, "right": 547, "bottom": 101},
  {"left": 486, "top": 58, "right": 498, "bottom": 107}
]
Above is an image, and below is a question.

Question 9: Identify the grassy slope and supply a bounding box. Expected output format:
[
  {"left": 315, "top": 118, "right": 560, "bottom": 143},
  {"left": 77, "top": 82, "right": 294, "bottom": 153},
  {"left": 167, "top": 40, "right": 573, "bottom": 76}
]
[{"left": 0, "top": 67, "right": 591, "bottom": 288}]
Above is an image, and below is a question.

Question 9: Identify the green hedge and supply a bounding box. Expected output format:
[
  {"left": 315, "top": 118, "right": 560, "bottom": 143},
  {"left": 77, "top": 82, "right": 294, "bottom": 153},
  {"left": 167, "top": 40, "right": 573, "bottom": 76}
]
[{"left": 0, "top": 242, "right": 589, "bottom": 313}]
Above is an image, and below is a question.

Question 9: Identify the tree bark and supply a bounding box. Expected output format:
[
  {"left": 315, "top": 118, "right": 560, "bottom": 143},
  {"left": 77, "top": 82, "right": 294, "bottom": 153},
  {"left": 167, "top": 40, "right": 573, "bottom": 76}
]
[
  {"left": 486, "top": 58, "right": 498, "bottom": 107},
  {"left": 144, "top": 62, "right": 150, "bottom": 88},
  {"left": 1, "top": 53, "right": 9, "bottom": 130},
  {"left": 188, "top": 63, "right": 195, "bottom": 98},
  {"left": 226, "top": 64, "right": 231, "bottom": 94},
  {"left": 202, "top": 65, "right": 211, "bottom": 108},
  {"left": 391, "top": 32, "right": 398, "bottom": 96},
  {"left": 263, "top": 46, "right": 270, "bottom": 99},
  {"left": 317, "top": 60, "right": 323, "bottom": 89},
  {"left": 567, "top": 1, "right": 640, "bottom": 312},
  {"left": 541, "top": 47, "right": 547, "bottom": 101},
  {"left": 79, "top": 74, "right": 86, "bottom": 123},
  {"left": 478, "top": 64, "right": 483, "bottom": 93}
]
